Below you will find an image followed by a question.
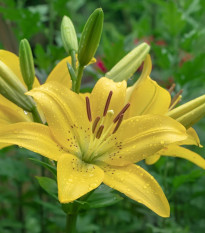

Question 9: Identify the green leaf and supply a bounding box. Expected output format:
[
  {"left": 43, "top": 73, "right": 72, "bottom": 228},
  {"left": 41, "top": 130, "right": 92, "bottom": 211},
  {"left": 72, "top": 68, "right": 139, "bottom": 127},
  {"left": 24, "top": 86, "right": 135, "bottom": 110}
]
[
  {"left": 29, "top": 158, "right": 57, "bottom": 178},
  {"left": 84, "top": 185, "right": 123, "bottom": 209},
  {"left": 35, "top": 176, "right": 58, "bottom": 200}
]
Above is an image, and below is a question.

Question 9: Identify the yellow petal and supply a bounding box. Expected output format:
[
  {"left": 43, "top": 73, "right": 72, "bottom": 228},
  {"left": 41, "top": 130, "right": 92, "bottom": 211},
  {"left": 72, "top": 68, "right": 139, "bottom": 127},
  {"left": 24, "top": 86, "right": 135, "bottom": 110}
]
[
  {"left": 0, "top": 122, "right": 61, "bottom": 161},
  {"left": 57, "top": 153, "right": 104, "bottom": 203},
  {"left": 46, "top": 56, "right": 72, "bottom": 88},
  {"left": 27, "top": 81, "right": 89, "bottom": 154},
  {"left": 0, "top": 50, "right": 40, "bottom": 88},
  {"left": 158, "top": 145, "right": 205, "bottom": 169},
  {"left": 90, "top": 77, "right": 127, "bottom": 120},
  {"left": 95, "top": 115, "right": 187, "bottom": 166},
  {"left": 181, "top": 127, "right": 202, "bottom": 147},
  {"left": 102, "top": 163, "right": 170, "bottom": 217},
  {"left": 0, "top": 142, "right": 11, "bottom": 149},
  {"left": 145, "top": 155, "right": 161, "bottom": 165},
  {"left": 126, "top": 76, "right": 171, "bottom": 117},
  {"left": 0, "top": 94, "right": 32, "bottom": 123},
  {"left": 145, "top": 127, "right": 202, "bottom": 166}
]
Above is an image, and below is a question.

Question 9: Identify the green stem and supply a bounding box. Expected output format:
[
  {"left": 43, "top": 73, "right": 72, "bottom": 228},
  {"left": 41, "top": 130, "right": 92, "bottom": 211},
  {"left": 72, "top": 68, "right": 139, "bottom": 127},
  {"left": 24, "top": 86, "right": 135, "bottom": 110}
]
[
  {"left": 66, "top": 214, "right": 78, "bottom": 233},
  {"left": 75, "top": 65, "right": 84, "bottom": 93},
  {"left": 31, "top": 106, "right": 43, "bottom": 123},
  {"left": 71, "top": 50, "right": 76, "bottom": 72}
]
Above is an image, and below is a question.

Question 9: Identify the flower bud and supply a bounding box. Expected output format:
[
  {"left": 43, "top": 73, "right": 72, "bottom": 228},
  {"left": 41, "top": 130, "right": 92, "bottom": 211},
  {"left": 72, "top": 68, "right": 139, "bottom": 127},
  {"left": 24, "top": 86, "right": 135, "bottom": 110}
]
[
  {"left": 78, "top": 8, "right": 104, "bottom": 66},
  {"left": 61, "top": 16, "right": 78, "bottom": 54},
  {"left": 168, "top": 95, "right": 205, "bottom": 129},
  {"left": 105, "top": 43, "right": 150, "bottom": 81},
  {"left": 19, "top": 39, "right": 35, "bottom": 90},
  {"left": 0, "top": 60, "right": 35, "bottom": 111}
]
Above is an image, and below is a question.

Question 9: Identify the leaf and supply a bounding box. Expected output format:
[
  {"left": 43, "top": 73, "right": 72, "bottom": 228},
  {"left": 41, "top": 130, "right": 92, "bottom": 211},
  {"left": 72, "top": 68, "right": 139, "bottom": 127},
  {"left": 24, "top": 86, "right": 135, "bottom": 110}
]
[
  {"left": 35, "top": 176, "right": 58, "bottom": 200},
  {"left": 84, "top": 184, "right": 123, "bottom": 209},
  {"left": 29, "top": 158, "right": 57, "bottom": 177}
]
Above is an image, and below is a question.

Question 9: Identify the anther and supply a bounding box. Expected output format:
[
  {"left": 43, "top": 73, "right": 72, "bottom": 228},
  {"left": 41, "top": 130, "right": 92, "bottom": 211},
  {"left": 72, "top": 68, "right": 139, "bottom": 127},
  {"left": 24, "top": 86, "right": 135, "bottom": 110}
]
[
  {"left": 96, "top": 125, "right": 104, "bottom": 139},
  {"left": 170, "top": 89, "right": 183, "bottom": 107},
  {"left": 85, "top": 97, "right": 92, "bottom": 122},
  {"left": 113, "top": 103, "right": 130, "bottom": 123},
  {"left": 103, "top": 91, "right": 113, "bottom": 116},
  {"left": 113, "top": 114, "right": 124, "bottom": 134},
  {"left": 92, "top": 116, "right": 100, "bottom": 133},
  {"left": 168, "top": 83, "right": 176, "bottom": 94}
]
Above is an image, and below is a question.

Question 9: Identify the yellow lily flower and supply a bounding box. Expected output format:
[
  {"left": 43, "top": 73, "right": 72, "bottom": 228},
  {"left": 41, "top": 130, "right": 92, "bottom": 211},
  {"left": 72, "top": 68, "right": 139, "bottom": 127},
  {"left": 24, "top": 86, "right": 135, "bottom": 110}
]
[
  {"left": 125, "top": 54, "right": 205, "bottom": 168},
  {"left": 0, "top": 80, "right": 187, "bottom": 217}
]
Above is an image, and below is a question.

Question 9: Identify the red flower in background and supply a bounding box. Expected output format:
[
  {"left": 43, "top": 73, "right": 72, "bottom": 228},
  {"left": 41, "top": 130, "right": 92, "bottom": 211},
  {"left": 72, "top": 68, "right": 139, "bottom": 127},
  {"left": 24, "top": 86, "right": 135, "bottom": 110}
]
[{"left": 95, "top": 58, "right": 107, "bottom": 72}]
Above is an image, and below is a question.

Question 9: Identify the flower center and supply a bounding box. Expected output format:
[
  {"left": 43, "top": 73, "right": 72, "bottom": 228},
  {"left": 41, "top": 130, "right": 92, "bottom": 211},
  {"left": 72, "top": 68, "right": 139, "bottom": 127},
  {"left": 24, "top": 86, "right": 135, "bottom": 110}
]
[{"left": 82, "top": 91, "right": 130, "bottom": 162}]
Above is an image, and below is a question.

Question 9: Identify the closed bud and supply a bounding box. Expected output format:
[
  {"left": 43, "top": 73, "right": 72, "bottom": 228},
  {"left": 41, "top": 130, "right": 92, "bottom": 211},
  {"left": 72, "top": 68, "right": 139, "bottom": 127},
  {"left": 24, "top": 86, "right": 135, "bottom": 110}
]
[
  {"left": 106, "top": 43, "right": 150, "bottom": 81},
  {"left": 19, "top": 39, "right": 35, "bottom": 90},
  {"left": 0, "top": 60, "right": 35, "bottom": 111},
  {"left": 78, "top": 8, "right": 104, "bottom": 66},
  {"left": 61, "top": 16, "right": 78, "bottom": 54},
  {"left": 168, "top": 95, "right": 205, "bottom": 129}
]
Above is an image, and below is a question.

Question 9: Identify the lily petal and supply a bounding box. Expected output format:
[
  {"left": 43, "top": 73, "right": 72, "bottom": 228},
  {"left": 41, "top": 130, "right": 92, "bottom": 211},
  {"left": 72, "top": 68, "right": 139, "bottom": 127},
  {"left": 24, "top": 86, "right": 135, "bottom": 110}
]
[
  {"left": 90, "top": 77, "right": 127, "bottom": 120},
  {"left": 0, "top": 50, "right": 40, "bottom": 88},
  {"left": 27, "top": 82, "right": 89, "bottom": 153},
  {"left": 126, "top": 76, "right": 171, "bottom": 117},
  {"left": 95, "top": 115, "right": 187, "bottom": 166},
  {"left": 157, "top": 145, "right": 205, "bottom": 169},
  {"left": 46, "top": 56, "right": 72, "bottom": 88},
  {"left": 57, "top": 153, "right": 104, "bottom": 203},
  {"left": 0, "top": 122, "right": 61, "bottom": 161},
  {"left": 0, "top": 94, "right": 32, "bottom": 123},
  {"left": 102, "top": 163, "right": 170, "bottom": 217},
  {"left": 181, "top": 127, "right": 202, "bottom": 147},
  {"left": 145, "top": 155, "right": 161, "bottom": 165}
]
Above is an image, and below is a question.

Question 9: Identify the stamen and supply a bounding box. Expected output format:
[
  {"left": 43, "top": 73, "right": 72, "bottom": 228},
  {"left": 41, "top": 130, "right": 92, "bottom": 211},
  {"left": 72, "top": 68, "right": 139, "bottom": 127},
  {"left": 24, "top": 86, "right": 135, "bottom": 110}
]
[
  {"left": 168, "top": 83, "right": 176, "bottom": 94},
  {"left": 170, "top": 89, "right": 183, "bottom": 107},
  {"left": 96, "top": 125, "right": 104, "bottom": 139},
  {"left": 113, "top": 114, "right": 124, "bottom": 134},
  {"left": 113, "top": 103, "right": 130, "bottom": 123},
  {"left": 85, "top": 97, "right": 92, "bottom": 122},
  {"left": 92, "top": 116, "right": 100, "bottom": 133},
  {"left": 103, "top": 91, "right": 113, "bottom": 116}
]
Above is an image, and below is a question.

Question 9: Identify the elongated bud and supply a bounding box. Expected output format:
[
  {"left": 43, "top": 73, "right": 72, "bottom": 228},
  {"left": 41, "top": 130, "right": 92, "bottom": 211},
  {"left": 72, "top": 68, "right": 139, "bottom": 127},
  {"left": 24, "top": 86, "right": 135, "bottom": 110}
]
[
  {"left": 0, "top": 60, "right": 35, "bottom": 111},
  {"left": 78, "top": 8, "right": 104, "bottom": 66},
  {"left": 168, "top": 95, "right": 205, "bottom": 129},
  {"left": 19, "top": 39, "right": 35, "bottom": 90},
  {"left": 61, "top": 16, "right": 78, "bottom": 54},
  {"left": 105, "top": 43, "right": 150, "bottom": 81}
]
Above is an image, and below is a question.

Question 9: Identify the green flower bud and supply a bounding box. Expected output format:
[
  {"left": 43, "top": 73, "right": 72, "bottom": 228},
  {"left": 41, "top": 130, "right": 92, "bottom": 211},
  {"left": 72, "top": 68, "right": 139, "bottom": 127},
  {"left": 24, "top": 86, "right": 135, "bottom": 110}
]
[
  {"left": 105, "top": 43, "right": 150, "bottom": 82},
  {"left": 168, "top": 95, "right": 205, "bottom": 129},
  {"left": 0, "top": 60, "right": 35, "bottom": 111},
  {"left": 78, "top": 8, "right": 104, "bottom": 66},
  {"left": 19, "top": 39, "right": 35, "bottom": 90},
  {"left": 61, "top": 16, "right": 78, "bottom": 54}
]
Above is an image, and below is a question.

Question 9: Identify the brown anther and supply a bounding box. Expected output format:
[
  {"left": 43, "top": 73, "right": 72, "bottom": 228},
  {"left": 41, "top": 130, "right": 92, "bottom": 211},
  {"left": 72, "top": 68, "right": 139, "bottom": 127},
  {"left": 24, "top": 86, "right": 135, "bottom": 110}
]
[
  {"left": 112, "top": 114, "right": 124, "bottom": 134},
  {"left": 103, "top": 91, "right": 113, "bottom": 116},
  {"left": 170, "top": 89, "right": 183, "bottom": 107},
  {"left": 85, "top": 97, "right": 92, "bottom": 122},
  {"left": 96, "top": 125, "right": 104, "bottom": 139},
  {"left": 92, "top": 116, "right": 100, "bottom": 133},
  {"left": 168, "top": 83, "right": 176, "bottom": 94},
  {"left": 113, "top": 103, "right": 130, "bottom": 123}
]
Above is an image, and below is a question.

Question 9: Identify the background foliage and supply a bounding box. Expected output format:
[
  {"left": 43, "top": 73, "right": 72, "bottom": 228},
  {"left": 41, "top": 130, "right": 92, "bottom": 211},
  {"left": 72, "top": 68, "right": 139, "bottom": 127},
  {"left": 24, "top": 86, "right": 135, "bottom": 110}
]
[{"left": 0, "top": 0, "right": 205, "bottom": 232}]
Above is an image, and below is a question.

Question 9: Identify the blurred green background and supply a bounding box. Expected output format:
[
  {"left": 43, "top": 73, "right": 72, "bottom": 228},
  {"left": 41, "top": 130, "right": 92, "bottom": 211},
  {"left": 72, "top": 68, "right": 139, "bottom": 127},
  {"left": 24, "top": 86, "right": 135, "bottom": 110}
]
[{"left": 0, "top": 0, "right": 205, "bottom": 232}]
